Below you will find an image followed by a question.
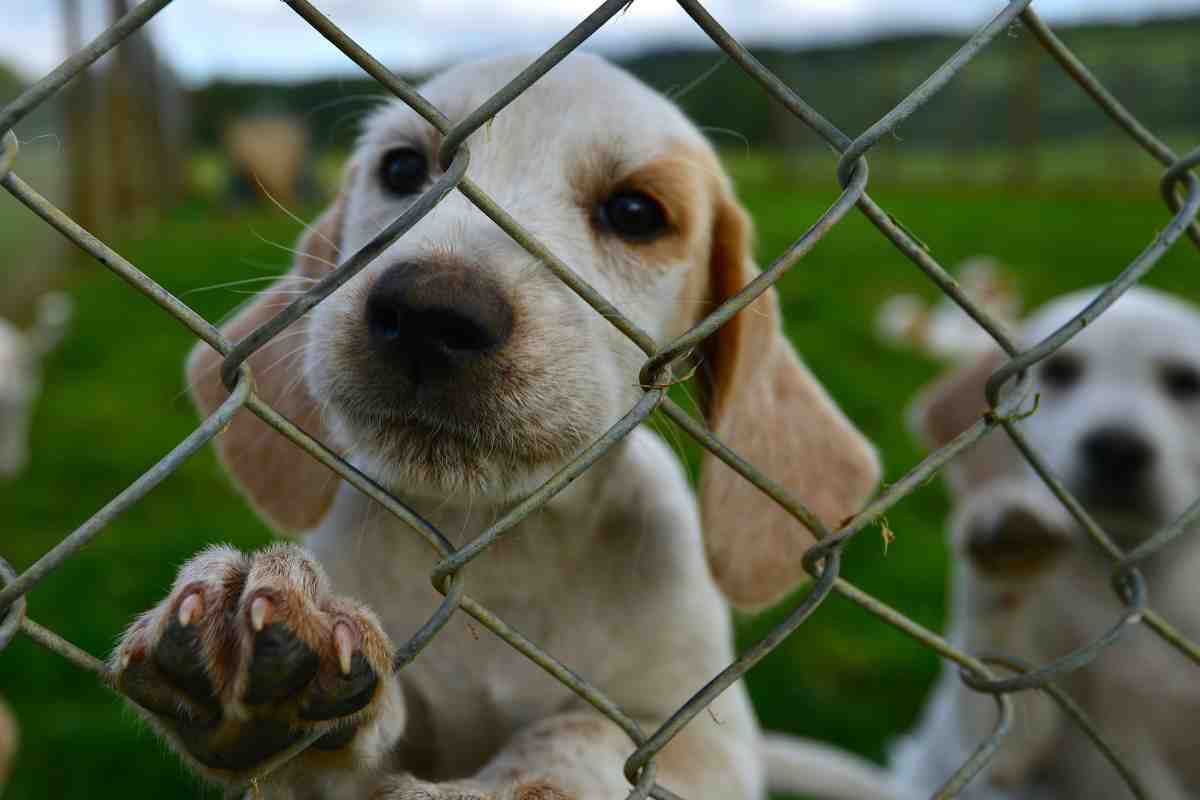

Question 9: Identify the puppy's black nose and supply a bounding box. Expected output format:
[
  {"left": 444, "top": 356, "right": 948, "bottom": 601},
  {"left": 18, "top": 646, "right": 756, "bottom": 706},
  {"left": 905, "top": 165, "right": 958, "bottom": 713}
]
[
  {"left": 366, "top": 262, "right": 513, "bottom": 383},
  {"left": 1079, "top": 426, "right": 1154, "bottom": 480}
]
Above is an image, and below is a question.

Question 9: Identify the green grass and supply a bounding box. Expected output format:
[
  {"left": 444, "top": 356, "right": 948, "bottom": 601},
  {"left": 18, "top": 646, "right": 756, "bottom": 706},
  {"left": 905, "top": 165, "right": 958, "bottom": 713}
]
[
  {"left": 2, "top": 159, "right": 1198, "bottom": 798},
  {"left": 723, "top": 129, "right": 1200, "bottom": 189}
]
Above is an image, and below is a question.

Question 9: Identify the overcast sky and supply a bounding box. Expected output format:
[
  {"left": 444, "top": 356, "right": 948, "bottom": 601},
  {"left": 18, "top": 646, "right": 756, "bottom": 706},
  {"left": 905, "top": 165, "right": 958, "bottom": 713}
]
[{"left": 4, "top": 0, "right": 1200, "bottom": 85}]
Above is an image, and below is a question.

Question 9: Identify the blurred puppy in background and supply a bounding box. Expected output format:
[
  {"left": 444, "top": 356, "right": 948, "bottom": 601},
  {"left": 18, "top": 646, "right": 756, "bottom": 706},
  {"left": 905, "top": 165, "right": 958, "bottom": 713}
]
[
  {"left": 876, "top": 256, "right": 1021, "bottom": 364},
  {"left": 891, "top": 286, "right": 1200, "bottom": 799},
  {"left": 0, "top": 292, "right": 72, "bottom": 480},
  {"left": 0, "top": 291, "right": 69, "bottom": 794}
]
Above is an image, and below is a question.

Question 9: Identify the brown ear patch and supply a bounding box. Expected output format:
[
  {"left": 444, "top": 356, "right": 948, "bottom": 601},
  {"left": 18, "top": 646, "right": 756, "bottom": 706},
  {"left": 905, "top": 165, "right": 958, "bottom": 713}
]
[
  {"left": 187, "top": 203, "right": 347, "bottom": 534},
  {"left": 698, "top": 197, "right": 880, "bottom": 610},
  {"left": 572, "top": 142, "right": 712, "bottom": 271},
  {"left": 908, "top": 348, "right": 1022, "bottom": 496}
]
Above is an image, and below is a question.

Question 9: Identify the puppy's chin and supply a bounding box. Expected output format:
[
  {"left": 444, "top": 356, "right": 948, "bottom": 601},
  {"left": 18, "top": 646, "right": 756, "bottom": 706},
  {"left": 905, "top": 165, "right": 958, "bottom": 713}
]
[
  {"left": 325, "top": 405, "right": 587, "bottom": 506},
  {"left": 1081, "top": 505, "right": 1166, "bottom": 550},
  {"left": 1071, "top": 479, "right": 1167, "bottom": 548}
]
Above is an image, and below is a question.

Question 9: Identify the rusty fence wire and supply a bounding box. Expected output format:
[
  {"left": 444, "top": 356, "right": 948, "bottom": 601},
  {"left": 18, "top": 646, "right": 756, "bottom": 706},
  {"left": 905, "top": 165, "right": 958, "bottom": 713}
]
[{"left": 2, "top": 1, "right": 1200, "bottom": 798}]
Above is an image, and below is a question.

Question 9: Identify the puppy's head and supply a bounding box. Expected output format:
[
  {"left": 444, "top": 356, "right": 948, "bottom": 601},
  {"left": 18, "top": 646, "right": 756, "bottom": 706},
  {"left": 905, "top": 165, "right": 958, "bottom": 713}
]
[
  {"left": 912, "top": 286, "right": 1200, "bottom": 550},
  {"left": 190, "top": 54, "right": 878, "bottom": 609},
  {"left": 1018, "top": 288, "right": 1200, "bottom": 539}
]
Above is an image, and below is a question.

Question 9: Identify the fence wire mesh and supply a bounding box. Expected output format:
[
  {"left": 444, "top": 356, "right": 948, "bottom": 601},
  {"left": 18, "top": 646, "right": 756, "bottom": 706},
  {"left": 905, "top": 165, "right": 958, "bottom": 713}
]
[{"left": 2, "top": 2, "right": 1199, "bottom": 798}]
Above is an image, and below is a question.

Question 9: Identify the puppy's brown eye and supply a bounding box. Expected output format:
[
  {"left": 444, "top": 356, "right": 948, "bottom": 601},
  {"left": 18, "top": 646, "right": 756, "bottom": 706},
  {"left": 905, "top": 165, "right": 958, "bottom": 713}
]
[
  {"left": 1040, "top": 354, "right": 1083, "bottom": 390},
  {"left": 1162, "top": 362, "right": 1200, "bottom": 402},
  {"left": 599, "top": 191, "right": 668, "bottom": 242},
  {"left": 379, "top": 148, "right": 427, "bottom": 196}
]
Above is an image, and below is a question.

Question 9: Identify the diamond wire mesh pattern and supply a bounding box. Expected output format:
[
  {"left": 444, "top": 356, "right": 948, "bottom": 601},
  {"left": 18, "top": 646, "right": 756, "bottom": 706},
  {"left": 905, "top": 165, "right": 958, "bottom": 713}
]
[{"left": 1, "top": 2, "right": 1199, "bottom": 798}]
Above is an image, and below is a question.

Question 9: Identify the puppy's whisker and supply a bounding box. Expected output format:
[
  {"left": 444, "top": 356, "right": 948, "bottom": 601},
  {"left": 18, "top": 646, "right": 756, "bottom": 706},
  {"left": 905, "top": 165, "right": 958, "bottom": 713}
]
[
  {"left": 251, "top": 173, "right": 343, "bottom": 259},
  {"left": 237, "top": 258, "right": 310, "bottom": 275},
  {"left": 258, "top": 342, "right": 315, "bottom": 379},
  {"left": 229, "top": 289, "right": 322, "bottom": 297},
  {"left": 697, "top": 126, "right": 751, "bottom": 156},
  {"left": 303, "top": 93, "right": 391, "bottom": 120},
  {"left": 181, "top": 275, "right": 318, "bottom": 297},
  {"left": 172, "top": 326, "right": 311, "bottom": 405},
  {"left": 250, "top": 229, "right": 341, "bottom": 273},
  {"left": 667, "top": 56, "right": 728, "bottom": 102}
]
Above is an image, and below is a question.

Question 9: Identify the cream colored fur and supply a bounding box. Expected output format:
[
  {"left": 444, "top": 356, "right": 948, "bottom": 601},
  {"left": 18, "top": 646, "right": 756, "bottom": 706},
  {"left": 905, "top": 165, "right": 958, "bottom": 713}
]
[{"left": 114, "top": 54, "right": 892, "bottom": 800}]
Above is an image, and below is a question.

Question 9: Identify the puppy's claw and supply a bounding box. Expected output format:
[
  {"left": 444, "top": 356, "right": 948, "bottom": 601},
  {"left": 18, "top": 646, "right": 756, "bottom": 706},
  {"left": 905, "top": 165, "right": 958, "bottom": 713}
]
[
  {"left": 114, "top": 545, "right": 395, "bottom": 776},
  {"left": 178, "top": 593, "right": 203, "bottom": 628},
  {"left": 250, "top": 596, "right": 273, "bottom": 632},
  {"left": 334, "top": 622, "right": 355, "bottom": 676}
]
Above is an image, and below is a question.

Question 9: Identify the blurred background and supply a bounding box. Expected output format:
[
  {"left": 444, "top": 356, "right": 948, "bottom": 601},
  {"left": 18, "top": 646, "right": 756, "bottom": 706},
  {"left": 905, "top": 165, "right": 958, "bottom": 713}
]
[{"left": 1, "top": 1, "right": 1198, "bottom": 797}]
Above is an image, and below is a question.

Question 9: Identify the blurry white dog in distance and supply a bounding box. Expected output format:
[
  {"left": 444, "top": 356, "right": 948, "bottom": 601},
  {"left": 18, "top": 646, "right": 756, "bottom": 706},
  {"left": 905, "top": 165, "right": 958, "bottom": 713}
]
[
  {"left": 0, "top": 292, "right": 72, "bottom": 791},
  {"left": 0, "top": 292, "right": 72, "bottom": 479},
  {"left": 877, "top": 256, "right": 1021, "bottom": 363},
  {"left": 893, "top": 286, "right": 1200, "bottom": 799}
]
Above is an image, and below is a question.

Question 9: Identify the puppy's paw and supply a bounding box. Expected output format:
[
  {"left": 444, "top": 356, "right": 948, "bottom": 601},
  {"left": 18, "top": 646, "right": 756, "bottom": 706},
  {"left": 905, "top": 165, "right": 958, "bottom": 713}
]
[{"left": 112, "top": 543, "right": 394, "bottom": 782}]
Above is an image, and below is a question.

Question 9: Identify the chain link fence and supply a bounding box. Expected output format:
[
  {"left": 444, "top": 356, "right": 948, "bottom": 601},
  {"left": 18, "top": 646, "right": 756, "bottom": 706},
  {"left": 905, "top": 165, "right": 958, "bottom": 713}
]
[{"left": 2, "top": 1, "right": 1199, "bottom": 798}]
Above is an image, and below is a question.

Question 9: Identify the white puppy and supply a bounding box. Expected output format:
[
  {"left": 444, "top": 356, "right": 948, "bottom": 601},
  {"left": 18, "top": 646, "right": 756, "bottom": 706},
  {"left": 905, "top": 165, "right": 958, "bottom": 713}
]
[
  {"left": 892, "top": 286, "right": 1200, "bottom": 799},
  {"left": 876, "top": 256, "right": 1021, "bottom": 363},
  {"left": 109, "top": 55, "right": 896, "bottom": 799},
  {"left": 0, "top": 292, "right": 71, "bottom": 479}
]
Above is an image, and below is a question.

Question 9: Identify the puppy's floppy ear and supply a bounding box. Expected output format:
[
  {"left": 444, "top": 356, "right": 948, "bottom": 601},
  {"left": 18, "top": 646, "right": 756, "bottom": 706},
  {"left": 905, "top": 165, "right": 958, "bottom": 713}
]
[
  {"left": 187, "top": 198, "right": 346, "bottom": 534},
  {"left": 907, "top": 348, "right": 1022, "bottom": 497},
  {"left": 698, "top": 196, "right": 880, "bottom": 610}
]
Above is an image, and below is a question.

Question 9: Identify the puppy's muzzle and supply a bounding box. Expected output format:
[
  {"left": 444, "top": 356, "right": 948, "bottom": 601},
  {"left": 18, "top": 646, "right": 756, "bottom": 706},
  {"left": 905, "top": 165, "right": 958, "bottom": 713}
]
[
  {"left": 366, "top": 261, "right": 514, "bottom": 390},
  {"left": 966, "top": 505, "right": 1070, "bottom": 577}
]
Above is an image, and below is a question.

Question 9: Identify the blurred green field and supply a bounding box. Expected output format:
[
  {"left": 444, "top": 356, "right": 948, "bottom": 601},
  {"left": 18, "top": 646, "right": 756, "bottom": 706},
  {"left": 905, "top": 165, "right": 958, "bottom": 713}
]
[{"left": 1, "top": 151, "right": 1198, "bottom": 799}]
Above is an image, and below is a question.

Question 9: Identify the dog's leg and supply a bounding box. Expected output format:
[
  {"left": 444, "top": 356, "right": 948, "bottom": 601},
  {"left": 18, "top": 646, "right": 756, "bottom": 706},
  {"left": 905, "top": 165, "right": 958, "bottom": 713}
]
[
  {"left": 950, "top": 484, "right": 1076, "bottom": 790},
  {"left": 375, "top": 710, "right": 759, "bottom": 800},
  {"left": 111, "top": 543, "right": 405, "bottom": 795}
]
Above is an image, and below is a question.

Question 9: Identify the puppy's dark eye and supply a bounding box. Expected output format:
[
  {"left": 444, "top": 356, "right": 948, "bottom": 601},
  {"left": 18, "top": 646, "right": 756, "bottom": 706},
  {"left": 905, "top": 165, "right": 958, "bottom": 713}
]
[
  {"left": 1162, "top": 362, "right": 1200, "bottom": 402},
  {"left": 379, "top": 148, "right": 428, "bottom": 195},
  {"left": 598, "top": 191, "right": 668, "bottom": 242},
  {"left": 1040, "top": 353, "right": 1083, "bottom": 390}
]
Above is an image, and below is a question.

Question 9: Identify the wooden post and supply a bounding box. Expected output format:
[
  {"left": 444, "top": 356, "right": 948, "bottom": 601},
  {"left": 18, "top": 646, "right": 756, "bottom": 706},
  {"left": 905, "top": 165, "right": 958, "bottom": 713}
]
[
  {"left": 1007, "top": 23, "right": 1042, "bottom": 187},
  {"left": 106, "top": 0, "right": 139, "bottom": 220},
  {"left": 62, "top": 0, "right": 101, "bottom": 234}
]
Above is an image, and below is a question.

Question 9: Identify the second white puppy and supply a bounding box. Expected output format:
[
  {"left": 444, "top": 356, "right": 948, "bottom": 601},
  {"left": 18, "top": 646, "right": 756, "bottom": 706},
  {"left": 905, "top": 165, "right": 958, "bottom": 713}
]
[{"left": 893, "top": 286, "right": 1200, "bottom": 799}]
